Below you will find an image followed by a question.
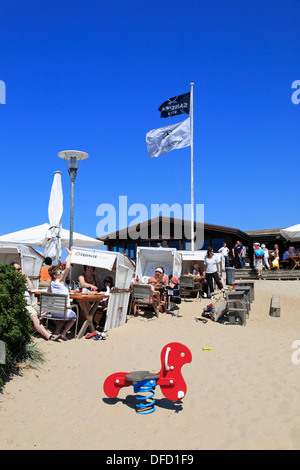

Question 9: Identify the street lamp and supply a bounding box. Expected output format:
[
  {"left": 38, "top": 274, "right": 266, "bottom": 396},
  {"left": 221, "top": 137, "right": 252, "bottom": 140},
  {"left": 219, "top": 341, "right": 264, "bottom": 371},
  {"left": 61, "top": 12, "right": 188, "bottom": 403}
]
[{"left": 58, "top": 150, "right": 89, "bottom": 250}]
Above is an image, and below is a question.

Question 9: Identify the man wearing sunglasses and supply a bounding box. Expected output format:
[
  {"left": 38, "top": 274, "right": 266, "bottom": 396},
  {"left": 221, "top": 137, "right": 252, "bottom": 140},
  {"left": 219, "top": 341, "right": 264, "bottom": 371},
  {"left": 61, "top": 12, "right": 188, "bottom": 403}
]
[{"left": 10, "top": 262, "right": 60, "bottom": 341}]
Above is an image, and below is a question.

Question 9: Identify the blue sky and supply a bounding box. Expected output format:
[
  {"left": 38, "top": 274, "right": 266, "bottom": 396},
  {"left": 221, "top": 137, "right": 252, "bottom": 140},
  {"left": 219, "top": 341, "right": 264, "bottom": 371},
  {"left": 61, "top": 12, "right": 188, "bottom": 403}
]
[{"left": 0, "top": 0, "right": 299, "bottom": 243}]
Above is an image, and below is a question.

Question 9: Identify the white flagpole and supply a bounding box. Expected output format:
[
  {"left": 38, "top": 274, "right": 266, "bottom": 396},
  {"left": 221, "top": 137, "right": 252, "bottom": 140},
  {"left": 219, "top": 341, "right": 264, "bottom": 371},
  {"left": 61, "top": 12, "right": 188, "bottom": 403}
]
[{"left": 190, "top": 82, "right": 194, "bottom": 251}]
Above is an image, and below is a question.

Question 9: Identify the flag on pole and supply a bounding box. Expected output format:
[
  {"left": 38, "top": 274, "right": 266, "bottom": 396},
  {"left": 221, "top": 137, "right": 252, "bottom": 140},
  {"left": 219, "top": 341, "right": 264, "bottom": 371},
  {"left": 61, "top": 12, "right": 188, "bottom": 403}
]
[
  {"left": 146, "top": 117, "right": 190, "bottom": 158},
  {"left": 158, "top": 92, "right": 190, "bottom": 118}
]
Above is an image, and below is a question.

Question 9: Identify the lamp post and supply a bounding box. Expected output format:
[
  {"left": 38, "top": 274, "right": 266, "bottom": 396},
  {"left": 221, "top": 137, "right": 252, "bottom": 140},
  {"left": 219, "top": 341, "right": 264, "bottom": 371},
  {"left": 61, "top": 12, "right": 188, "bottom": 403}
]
[{"left": 58, "top": 150, "right": 89, "bottom": 250}]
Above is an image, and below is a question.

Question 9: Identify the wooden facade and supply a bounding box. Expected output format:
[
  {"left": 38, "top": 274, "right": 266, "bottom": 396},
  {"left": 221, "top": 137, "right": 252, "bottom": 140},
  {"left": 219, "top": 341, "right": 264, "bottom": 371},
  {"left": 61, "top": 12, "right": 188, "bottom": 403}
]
[
  {"left": 244, "top": 228, "right": 288, "bottom": 254},
  {"left": 99, "top": 216, "right": 253, "bottom": 262}
]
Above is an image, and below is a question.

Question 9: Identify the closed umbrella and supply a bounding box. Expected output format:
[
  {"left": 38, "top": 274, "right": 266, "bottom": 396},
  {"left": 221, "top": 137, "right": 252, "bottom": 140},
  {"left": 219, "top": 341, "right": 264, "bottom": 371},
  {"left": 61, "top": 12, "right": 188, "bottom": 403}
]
[{"left": 44, "top": 171, "right": 63, "bottom": 261}]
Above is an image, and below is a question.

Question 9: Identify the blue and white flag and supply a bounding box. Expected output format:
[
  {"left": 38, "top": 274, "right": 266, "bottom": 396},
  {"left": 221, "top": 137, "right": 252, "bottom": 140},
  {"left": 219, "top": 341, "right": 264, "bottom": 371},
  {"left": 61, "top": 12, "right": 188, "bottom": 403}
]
[{"left": 146, "top": 117, "right": 191, "bottom": 158}]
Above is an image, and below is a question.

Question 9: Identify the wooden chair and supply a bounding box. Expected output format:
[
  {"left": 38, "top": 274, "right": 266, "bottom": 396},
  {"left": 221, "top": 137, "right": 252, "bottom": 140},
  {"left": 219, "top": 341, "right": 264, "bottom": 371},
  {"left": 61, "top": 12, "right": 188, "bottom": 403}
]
[
  {"left": 130, "top": 284, "right": 160, "bottom": 318},
  {"left": 179, "top": 276, "right": 200, "bottom": 300},
  {"left": 39, "top": 292, "right": 79, "bottom": 337},
  {"left": 279, "top": 260, "right": 290, "bottom": 270}
]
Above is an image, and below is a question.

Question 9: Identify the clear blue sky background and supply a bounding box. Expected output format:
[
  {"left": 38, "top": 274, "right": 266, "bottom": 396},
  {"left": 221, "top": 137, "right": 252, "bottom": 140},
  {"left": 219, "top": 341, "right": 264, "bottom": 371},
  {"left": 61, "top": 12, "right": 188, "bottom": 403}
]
[{"left": 0, "top": 0, "right": 299, "bottom": 242}]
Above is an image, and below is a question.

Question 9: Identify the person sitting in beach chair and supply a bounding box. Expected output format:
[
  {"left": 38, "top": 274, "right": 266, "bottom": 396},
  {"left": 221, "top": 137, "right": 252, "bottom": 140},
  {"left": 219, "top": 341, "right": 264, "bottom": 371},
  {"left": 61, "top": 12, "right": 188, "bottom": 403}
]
[
  {"left": 154, "top": 267, "right": 169, "bottom": 286},
  {"left": 191, "top": 263, "right": 201, "bottom": 276},
  {"left": 186, "top": 263, "right": 206, "bottom": 295},
  {"left": 39, "top": 256, "right": 52, "bottom": 288},
  {"left": 163, "top": 276, "right": 182, "bottom": 316},
  {"left": 78, "top": 265, "right": 101, "bottom": 292},
  {"left": 48, "top": 249, "right": 77, "bottom": 341},
  {"left": 77, "top": 265, "right": 103, "bottom": 326},
  {"left": 93, "top": 276, "right": 113, "bottom": 331},
  {"left": 11, "top": 262, "right": 61, "bottom": 341}
]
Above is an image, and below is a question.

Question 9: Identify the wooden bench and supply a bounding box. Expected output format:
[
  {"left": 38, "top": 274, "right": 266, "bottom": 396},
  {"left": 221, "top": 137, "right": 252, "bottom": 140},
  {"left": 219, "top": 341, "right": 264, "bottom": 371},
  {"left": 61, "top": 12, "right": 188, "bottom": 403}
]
[
  {"left": 269, "top": 295, "right": 280, "bottom": 317},
  {"left": 234, "top": 286, "right": 252, "bottom": 312},
  {"left": 236, "top": 281, "right": 255, "bottom": 302},
  {"left": 224, "top": 291, "right": 248, "bottom": 326},
  {"left": 211, "top": 301, "right": 228, "bottom": 322},
  {"left": 201, "top": 296, "right": 247, "bottom": 326}
]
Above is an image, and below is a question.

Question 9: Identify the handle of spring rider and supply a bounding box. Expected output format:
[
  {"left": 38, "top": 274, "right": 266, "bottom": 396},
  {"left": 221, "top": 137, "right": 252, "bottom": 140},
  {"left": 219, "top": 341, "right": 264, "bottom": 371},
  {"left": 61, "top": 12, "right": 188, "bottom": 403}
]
[{"left": 164, "top": 346, "right": 171, "bottom": 371}]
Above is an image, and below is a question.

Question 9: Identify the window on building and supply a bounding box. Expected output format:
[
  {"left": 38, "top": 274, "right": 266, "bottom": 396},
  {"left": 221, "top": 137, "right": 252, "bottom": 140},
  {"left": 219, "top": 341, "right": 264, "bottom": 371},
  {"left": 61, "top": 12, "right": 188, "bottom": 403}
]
[
  {"left": 112, "top": 244, "right": 123, "bottom": 253},
  {"left": 196, "top": 239, "right": 209, "bottom": 250},
  {"left": 168, "top": 240, "right": 180, "bottom": 249},
  {"left": 183, "top": 239, "right": 209, "bottom": 251},
  {"left": 211, "top": 238, "right": 224, "bottom": 252},
  {"left": 125, "top": 243, "right": 136, "bottom": 260}
]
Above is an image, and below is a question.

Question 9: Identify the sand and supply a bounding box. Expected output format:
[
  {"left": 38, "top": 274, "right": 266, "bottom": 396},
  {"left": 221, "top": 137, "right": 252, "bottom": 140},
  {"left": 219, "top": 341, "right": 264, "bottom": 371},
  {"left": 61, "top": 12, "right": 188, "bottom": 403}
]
[{"left": 0, "top": 280, "right": 300, "bottom": 450}]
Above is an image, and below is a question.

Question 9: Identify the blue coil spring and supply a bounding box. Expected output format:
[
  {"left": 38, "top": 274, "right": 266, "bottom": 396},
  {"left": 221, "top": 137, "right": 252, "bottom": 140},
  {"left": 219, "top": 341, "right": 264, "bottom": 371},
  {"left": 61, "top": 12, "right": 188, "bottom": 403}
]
[{"left": 133, "top": 379, "right": 156, "bottom": 415}]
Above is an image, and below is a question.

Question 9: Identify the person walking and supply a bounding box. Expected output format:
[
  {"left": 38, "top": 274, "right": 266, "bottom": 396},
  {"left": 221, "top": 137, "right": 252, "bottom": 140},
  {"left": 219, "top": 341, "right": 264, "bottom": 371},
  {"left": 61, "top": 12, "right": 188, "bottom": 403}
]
[
  {"left": 261, "top": 244, "right": 270, "bottom": 269},
  {"left": 203, "top": 247, "right": 226, "bottom": 300},
  {"left": 271, "top": 244, "right": 280, "bottom": 270},
  {"left": 253, "top": 242, "right": 264, "bottom": 277}
]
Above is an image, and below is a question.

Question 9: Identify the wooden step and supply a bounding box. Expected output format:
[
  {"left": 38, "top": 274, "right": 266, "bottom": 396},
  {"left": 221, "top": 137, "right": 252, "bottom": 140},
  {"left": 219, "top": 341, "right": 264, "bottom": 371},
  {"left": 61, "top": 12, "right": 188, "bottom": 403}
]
[{"left": 233, "top": 269, "right": 300, "bottom": 281}]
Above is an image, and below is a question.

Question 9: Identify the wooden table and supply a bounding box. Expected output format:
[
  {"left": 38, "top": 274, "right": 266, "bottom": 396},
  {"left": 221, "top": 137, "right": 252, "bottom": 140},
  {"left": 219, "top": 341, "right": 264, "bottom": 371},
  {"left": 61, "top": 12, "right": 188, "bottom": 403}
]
[
  {"left": 154, "top": 284, "right": 167, "bottom": 292},
  {"left": 192, "top": 275, "right": 205, "bottom": 286},
  {"left": 289, "top": 255, "right": 300, "bottom": 270},
  {"left": 70, "top": 292, "right": 106, "bottom": 339},
  {"left": 33, "top": 290, "right": 106, "bottom": 339}
]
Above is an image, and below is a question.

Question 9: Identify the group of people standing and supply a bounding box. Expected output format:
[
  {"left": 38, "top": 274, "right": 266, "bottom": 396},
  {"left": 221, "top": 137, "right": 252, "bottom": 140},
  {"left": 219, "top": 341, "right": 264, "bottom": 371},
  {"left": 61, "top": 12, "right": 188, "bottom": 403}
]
[
  {"left": 253, "top": 242, "right": 286, "bottom": 275},
  {"left": 218, "top": 241, "right": 246, "bottom": 269},
  {"left": 231, "top": 241, "right": 246, "bottom": 269},
  {"left": 252, "top": 243, "right": 300, "bottom": 275}
]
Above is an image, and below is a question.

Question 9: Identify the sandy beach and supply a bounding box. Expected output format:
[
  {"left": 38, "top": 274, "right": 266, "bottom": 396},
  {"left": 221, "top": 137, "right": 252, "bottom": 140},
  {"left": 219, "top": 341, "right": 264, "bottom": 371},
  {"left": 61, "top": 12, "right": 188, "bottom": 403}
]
[{"left": 1, "top": 279, "right": 300, "bottom": 450}]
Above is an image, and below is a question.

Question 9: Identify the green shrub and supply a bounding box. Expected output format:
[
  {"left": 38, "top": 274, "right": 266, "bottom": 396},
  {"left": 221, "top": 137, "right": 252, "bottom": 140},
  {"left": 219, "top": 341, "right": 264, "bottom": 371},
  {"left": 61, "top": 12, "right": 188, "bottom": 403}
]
[{"left": 0, "top": 264, "right": 35, "bottom": 386}]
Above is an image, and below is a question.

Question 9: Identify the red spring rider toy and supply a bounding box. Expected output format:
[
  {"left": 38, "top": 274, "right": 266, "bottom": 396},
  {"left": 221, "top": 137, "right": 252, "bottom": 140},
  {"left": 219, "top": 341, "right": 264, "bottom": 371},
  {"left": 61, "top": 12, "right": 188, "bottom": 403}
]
[{"left": 103, "top": 342, "right": 192, "bottom": 414}]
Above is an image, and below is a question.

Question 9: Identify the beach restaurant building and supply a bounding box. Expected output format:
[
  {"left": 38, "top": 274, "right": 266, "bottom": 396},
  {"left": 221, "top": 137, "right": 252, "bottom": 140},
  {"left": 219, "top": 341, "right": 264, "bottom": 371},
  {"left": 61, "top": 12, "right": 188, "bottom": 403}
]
[{"left": 99, "top": 216, "right": 289, "bottom": 264}]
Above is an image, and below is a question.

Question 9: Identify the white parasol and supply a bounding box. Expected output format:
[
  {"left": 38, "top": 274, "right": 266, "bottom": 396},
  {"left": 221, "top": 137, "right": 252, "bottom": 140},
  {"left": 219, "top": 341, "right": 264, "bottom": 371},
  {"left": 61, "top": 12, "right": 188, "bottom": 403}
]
[
  {"left": 0, "top": 223, "right": 104, "bottom": 248},
  {"left": 280, "top": 224, "right": 300, "bottom": 242},
  {"left": 44, "top": 171, "right": 63, "bottom": 261}
]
